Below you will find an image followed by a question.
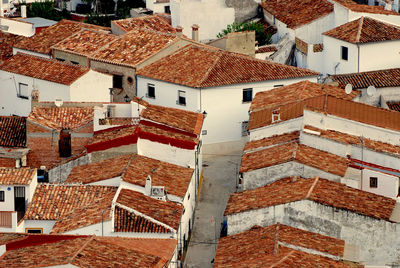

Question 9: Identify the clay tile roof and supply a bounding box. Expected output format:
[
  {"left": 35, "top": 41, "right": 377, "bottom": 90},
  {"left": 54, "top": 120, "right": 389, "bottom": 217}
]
[
  {"left": 323, "top": 16, "right": 400, "bottom": 43},
  {"left": 332, "top": 0, "right": 400, "bottom": 15},
  {"left": 330, "top": 68, "right": 400, "bottom": 89},
  {"left": 28, "top": 106, "right": 94, "bottom": 130},
  {"left": 0, "top": 116, "right": 26, "bottom": 148},
  {"left": 89, "top": 28, "right": 178, "bottom": 67},
  {"left": 250, "top": 80, "right": 358, "bottom": 112},
  {"left": 0, "top": 32, "right": 25, "bottom": 63},
  {"left": 260, "top": 0, "right": 334, "bottom": 29},
  {"left": 304, "top": 125, "right": 400, "bottom": 157},
  {"left": 255, "top": 45, "right": 278, "bottom": 53},
  {"left": 215, "top": 224, "right": 347, "bottom": 267},
  {"left": 225, "top": 177, "right": 396, "bottom": 221},
  {"left": 0, "top": 53, "right": 89, "bottom": 85},
  {"left": 141, "top": 104, "right": 204, "bottom": 135},
  {"left": 24, "top": 184, "right": 117, "bottom": 220},
  {"left": 87, "top": 125, "right": 138, "bottom": 146},
  {"left": 112, "top": 15, "right": 177, "bottom": 34},
  {"left": 66, "top": 154, "right": 132, "bottom": 184},
  {"left": 240, "top": 142, "right": 349, "bottom": 176},
  {"left": 388, "top": 101, "right": 400, "bottom": 112},
  {"left": 0, "top": 167, "right": 36, "bottom": 185},
  {"left": 244, "top": 131, "right": 299, "bottom": 152},
  {"left": 0, "top": 233, "right": 29, "bottom": 245},
  {"left": 51, "top": 29, "right": 117, "bottom": 57},
  {"left": 136, "top": 45, "right": 319, "bottom": 88},
  {"left": 139, "top": 123, "right": 198, "bottom": 144},
  {"left": 116, "top": 188, "right": 182, "bottom": 231},
  {"left": 0, "top": 235, "right": 173, "bottom": 267},
  {"left": 50, "top": 190, "right": 116, "bottom": 234},
  {"left": 13, "top": 19, "right": 110, "bottom": 55},
  {"left": 123, "top": 154, "right": 193, "bottom": 198}
]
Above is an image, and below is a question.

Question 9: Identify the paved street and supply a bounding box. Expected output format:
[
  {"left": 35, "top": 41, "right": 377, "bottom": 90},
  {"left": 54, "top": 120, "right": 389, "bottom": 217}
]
[{"left": 184, "top": 145, "right": 243, "bottom": 268}]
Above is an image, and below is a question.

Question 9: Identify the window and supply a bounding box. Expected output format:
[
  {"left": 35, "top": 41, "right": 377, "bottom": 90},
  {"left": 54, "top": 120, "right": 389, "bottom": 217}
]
[
  {"left": 18, "top": 83, "right": 29, "bottom": 99},
  {"left": 177, "top": 90, "right": 186, "bottom": 105},
  {"left": 70, "top": 61, "right": 79, "bottom": 65},
  {"left": 113, "top": 75, "right": 123, "bottom": 89},
  {"left": 59, "top": 129, "right": 71, "bottom": 157},
  {"left": 202, "top": 130, "right": 207, "bottom": 135},
  {"left": 341, "top": 46, "right": 348, "bottom": 61},
  {"left": 274, "top": 84, "right": 284, "bottom": 88},
  {"left": 147, "top": 83, "right": 155, "bottom": 98},
  {"left": 241, "top": 121, "right": 249, "bottom": 136},
  {"left": 0, "top": 191, "right": 4, "bottom": 202},
  {"left": 25, "top": 228, "right": 43, "bottom": 233},
  {"left": 242, "top": 88, "right": 253, "bottom": 103},
  {"left": 164, "top": 5, "right": 171, "bottom": 14},
  {"left": 55, "top": 58, "right": 65, "bottom": 62},
  {"left": 127, "top": 76, "right": 133, "bottom": 84},
  {"left": 370, "top": 177, "right": 378, "bottom": 188}
]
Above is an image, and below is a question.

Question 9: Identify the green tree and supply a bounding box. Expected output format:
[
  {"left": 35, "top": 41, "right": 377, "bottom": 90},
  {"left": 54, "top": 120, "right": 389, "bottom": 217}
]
[
  {"left": 217, "top": 21, "right": 271, "bottom": 46},
  {"left": 27, "top": 0, "right": 71, "bottom": 21}
]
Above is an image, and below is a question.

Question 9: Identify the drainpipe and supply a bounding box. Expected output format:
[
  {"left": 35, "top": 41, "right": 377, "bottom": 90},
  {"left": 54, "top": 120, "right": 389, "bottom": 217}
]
[{"left": 357, "top": 43, "right": 360, "bottom": 73}]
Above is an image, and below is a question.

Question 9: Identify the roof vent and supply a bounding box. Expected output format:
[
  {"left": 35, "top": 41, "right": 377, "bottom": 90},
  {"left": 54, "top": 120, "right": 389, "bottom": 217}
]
[{"left": 151, "top": 186, "right": 166, "bottom": 201}]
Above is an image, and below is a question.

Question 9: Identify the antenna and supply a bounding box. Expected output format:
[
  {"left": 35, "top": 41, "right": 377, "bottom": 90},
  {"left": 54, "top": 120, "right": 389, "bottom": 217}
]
[
  {"left": 366, "top": 85, "right": 376, "bottom": 97},
  {"left": 345, "top": 84, "right": 353, "bottom": 95},
  {"left": 54, "top": 98, "right": 63, "bottom": 107}
]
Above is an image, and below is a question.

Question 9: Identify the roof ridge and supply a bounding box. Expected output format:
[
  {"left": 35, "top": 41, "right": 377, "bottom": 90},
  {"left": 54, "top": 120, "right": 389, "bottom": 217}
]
[
  {"left": 69, "top": 235, "right": 95, "bottom": 264},
  {"left": 299, "top": 80, "right": 309, "bottom": 99},
  {"left": 305, "top": 177, "right": 319, "bottom": 199},
  {"left": 12, "top": 52, "right": 89, "bottom": 71},
  {"left": 197, "top": 48, "right": 222, "bottom": 87},
  {"left": 121, "top": 154, "right": 136, "bottom": 179},
  {"left": 268, "top": 250, "right": 296, "bottom": 268},
  {"left": 355, "top": 16, "right": 364, "bottom": 43}
]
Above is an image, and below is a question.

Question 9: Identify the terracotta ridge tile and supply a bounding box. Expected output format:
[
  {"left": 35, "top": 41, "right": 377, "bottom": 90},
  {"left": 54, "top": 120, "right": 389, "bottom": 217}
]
[
  {"left": 68, "top": 235, "right": 95, "bottom": 264},
  {"left": 268, "top": 250, "right": 296, "bottom": 268},
  {"left": 305, "top": 177, "right": 319, "bottom": 198},
  {"left": 355, "top": 16, "right": 364, "bottom": 43}
]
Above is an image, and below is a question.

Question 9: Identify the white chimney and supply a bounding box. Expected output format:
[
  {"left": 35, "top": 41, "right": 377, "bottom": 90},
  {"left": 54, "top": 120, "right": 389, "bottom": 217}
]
[
  {"left": 176, "top": 26, "right": 183, "bottom": 37},
  {"left": 192, "top": 24, "right": 199, "bottom": 42},
  {"left": 145, "top": 175, "right": 152, "bottom": 196},
  {"left": 0, "top": 0, "right": 4, "bottom": 17},
  {"left": 21, "top": 5, "right": 27, "bottom": 18}
]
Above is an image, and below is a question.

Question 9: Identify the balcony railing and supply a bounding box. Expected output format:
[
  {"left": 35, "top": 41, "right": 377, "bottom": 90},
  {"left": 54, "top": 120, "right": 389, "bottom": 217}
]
[{"left": 0, "top": 211, "right": 13, "bottom": 228}]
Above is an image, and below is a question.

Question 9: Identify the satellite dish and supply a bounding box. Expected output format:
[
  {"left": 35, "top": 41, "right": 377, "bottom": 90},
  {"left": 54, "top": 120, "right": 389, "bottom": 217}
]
[
  {"left": 345, "top": 84, "right": 353, "bottom": 95},
  {"left": 55, "top": 98, "right": 63, "bottom": 107},
  {"left": 366, "top": 85, "right": 376, "bottom": 97}
]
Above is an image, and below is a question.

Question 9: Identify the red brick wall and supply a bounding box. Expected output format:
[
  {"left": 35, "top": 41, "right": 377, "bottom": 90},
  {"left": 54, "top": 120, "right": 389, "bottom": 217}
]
[
  {"left": 27, "top": 122, "right": 51, "bottom": 133},
  {"left": 0, "top": 157, "right": 16, "bottom": 167}
]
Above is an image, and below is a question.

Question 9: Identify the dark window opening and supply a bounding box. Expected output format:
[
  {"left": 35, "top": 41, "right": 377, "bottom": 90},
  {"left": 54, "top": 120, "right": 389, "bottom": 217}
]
[
  {"left": 147, "top": 84, "right": 155, "bottom": 98},
  {"left": 0, "top": 191, "right": 4, "bottom": 202},
  {"left": 55, "top": 58, "right": 65, "bottom": 62},
  {"left": 178, "top": 90, "right": 186, "bottom": 105},
  {"left": 370, "top": 177, "right": 378, "bottom": 188},
  {"left": 127, "top": 76, "right": 133, "bottom": 84},
  {"left": 164, "top": 5, "right": 171, "bottom": 13},
  {"left": 113, "top": 75, "right": 123, "bottom": 89},
  {"left": 59, "top": 129, "right": 71, "bottom": 157},
  {"left": 18, "top": 83, "right": 29, "bottom": 99},
  {"left": 26, "top": 229, "right": 42, "bottom": 233},
  {"left": 341, "top": 46, "right": 348, "bottom": 61},
  {"left": 70, "top": 61, "right": 79, "bottom": 65},
  {"left": 37, "top": 169, "right": 49, "bottom": 183},
  {"left": 242, "top": 88, "right": 253, "bottom": 103}
]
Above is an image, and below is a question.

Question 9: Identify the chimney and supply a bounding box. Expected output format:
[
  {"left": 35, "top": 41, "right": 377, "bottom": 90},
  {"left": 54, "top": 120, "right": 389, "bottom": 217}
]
[
  {"left": 192, "top": 24, "right": 199, "bottom": 42},
  {"left": 145, "top": 175, "right": 152, "bottom": 196},
  {"left": 176, "top": 26, "right": 183, "bottom": 37},
  {"left": 0, "top": 0, "right": 3, "bottom": 17},
  {"left": 21, "top": 5, "right": 27, "bottom": 18}
]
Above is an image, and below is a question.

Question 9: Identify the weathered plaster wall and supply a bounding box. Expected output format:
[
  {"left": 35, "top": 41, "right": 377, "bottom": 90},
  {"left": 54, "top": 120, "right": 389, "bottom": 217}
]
[{"left": 225, "top": 0, "right": 259, "bottom": 23}]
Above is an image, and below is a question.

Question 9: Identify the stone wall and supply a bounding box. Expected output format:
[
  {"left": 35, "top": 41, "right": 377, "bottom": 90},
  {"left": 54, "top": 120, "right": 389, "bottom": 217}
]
[
  {"left": 225, "top": 0, "right": 259, "bottom": 23},
  {"left": 48, "top": 154, "right": 90, "bottom": 183},
  {"left": 53, "top": 50, "right": 89, "bottom": 67}
]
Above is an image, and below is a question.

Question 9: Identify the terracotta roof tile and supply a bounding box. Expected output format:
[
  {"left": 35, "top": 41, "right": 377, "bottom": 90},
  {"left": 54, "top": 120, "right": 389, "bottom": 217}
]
[
  {"left": 323, "top": 16, "right": 400, "bottom": 43},
  {"left": 136, "top": 45, "right": 319, "bottom": 88},
  {"left": 388, "top": 101, "right": 400, "bottom": 112},
  {"left": 123, "top": 154, "right": 193, "bottom": 198},
  {"left": 215, "top": 224, "right": 347, "bottom": 267},
  {"left": 52, "top": 29, "right": 117, "bottom": 57},
  {"left": 0, "top": 235, "right": 173, "bottom": 267},
  {"left": 88, "top": 125, "right": 138, "bottom": 146},
  {"left": 50, "top": 190, "right": 116, "bottom": 233},
  {"left": 332, "top": 0, "right": 400, "bottom": 15},
  {"left": 255, "top": 45, "right": 278, "bottom": 53},
  {"left": 0, "top": 116, "right": 26, "bottom": 148},
  {"left": 0, "top": 167, "right": 36, "bottom": 185},
  {"left": 304, "top": 125, "right": 400, "bottom": 157},
  {"left": 139, "top": 123, "right": 198, "bottom": 143},
  {"left": 331, "top": 68, "right": 400, "bottom": 89},
  {"left": 112, "top": 15, "right": 176, "bottom": 34},
  {"left": 28, "top": 106, "right": 94, "bottom": 130},
  {"left": 0, "top": 32, "right": 25, "bottom": 63},
  {"left": 250, "top": 81, "right": 358, "bottom": 112},
  {"left": 225, "top": 177, "right": 396, "bottom": 221},
  {"left": 116, "top": 188, "right": 182, "bottom": 231},
  {"left": 89, "top": 28, "right": 178, "bottom": 67},
  {"left": 0, "top": 233, "right": 29, "bottom": 245},
  {"left": 260, "top": 0, "right": 334, "bottom": 29},
  {"left": 250, "top": 95, "right": 400, "bottom": 132},
  {"left": 24, "top": 184, "right": 117, "bottom": 220},
  {"left": 141, "top": 104, "right": 204, "bottom": 135},
  {"left": 66, "top": 154, "right": 132, "bottom": 184},
  {"left": 13, "top": 19, "right": 110, "bottom": 55},
  {"left": 0, "top": 53, "right": 89, "bottom": 85},
  {"left": 244, "top": 131, "right": 299, "bottom": 152},
  {"left": 241, "top": 141, "right": 349, "bottom": 176}
]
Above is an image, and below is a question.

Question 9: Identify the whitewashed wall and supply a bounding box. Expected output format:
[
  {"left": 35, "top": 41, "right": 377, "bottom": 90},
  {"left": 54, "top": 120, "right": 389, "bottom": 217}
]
[
  {"left": 12, "top": 48, "right": 50, "bottom": 59},
  {"left": 146, "top": 0, "right": 170, "bottom": 13},
  {"left": 249, "top": 118, "right": 303, "bottom": 141},
  {"left": 70, "top": 70, "right": 112, "bottom": 102},
  {"left": 0, "top": 185, "right": 15, "bottom": 211},
  {"left": 359, "top": 40, "right": 400, "bottom": 72},
  {"left": 23, "top": 219, "right": 56, "bottom": 234},
  {"left": 295, "top": 13, "right": 335, "bottom": 44},
  {"left": 348, "top": 10, "right": 400, "bottom": 27},
  {"left": 63, "top": 220, "right": 113, "bottom": 236},
  {"left": 361, "top": 168, "right": 399, "bottom": 199},
  {"left": 170, "top": 0, "right": 235, "bottom": 41},
  {"left": 0, "top": 18, "right": 34, "bottom": 37}
]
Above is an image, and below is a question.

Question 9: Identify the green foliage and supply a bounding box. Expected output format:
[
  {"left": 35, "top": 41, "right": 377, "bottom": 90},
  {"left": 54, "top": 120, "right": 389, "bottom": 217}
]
[
  {"left": 217, "top": 21, "right": 272, "bottom": 46},
  {"left": 85, "top": 13, "right": 115, "bottom": 27},
  {"left": 116, "top": 0, "right": 145, "bottom": 19},
  {"left": 26, "top": 0, "right": 71, "bottom": 21}
]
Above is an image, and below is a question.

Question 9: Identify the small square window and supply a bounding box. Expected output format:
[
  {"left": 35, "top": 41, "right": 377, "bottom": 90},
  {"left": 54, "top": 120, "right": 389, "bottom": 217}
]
[
  {"left": 201, "top": 130, "right": 207, "bottom": 135},
  {"left": 341, "top": 46, "right": 348, "bottom": 61},
  {"left": 242, "top": 88, "right": 253, "bottom": 103},
  {"left": 0, "top": 191, "right": 4, "bottom": 202},
  {"left": 164, "top": 5, "right": 171, "bottom": 14},
  {"left": 370, "top": 177, "right": 378, "bottom": 188},
  {"left": 25, "top": 228, "right": 43, "bottom": 233},
  {"left": 18, "top": 83, "right": 29, "bottom": 99},
  {"left": 177, "top": 90, "right": 186, "bottom": 106},
  {"left": 147, "top": 84, "right": 155, "bottom": 98},
  {"left": 113, "top": 75, "right": 123, "bottom": 89}
]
